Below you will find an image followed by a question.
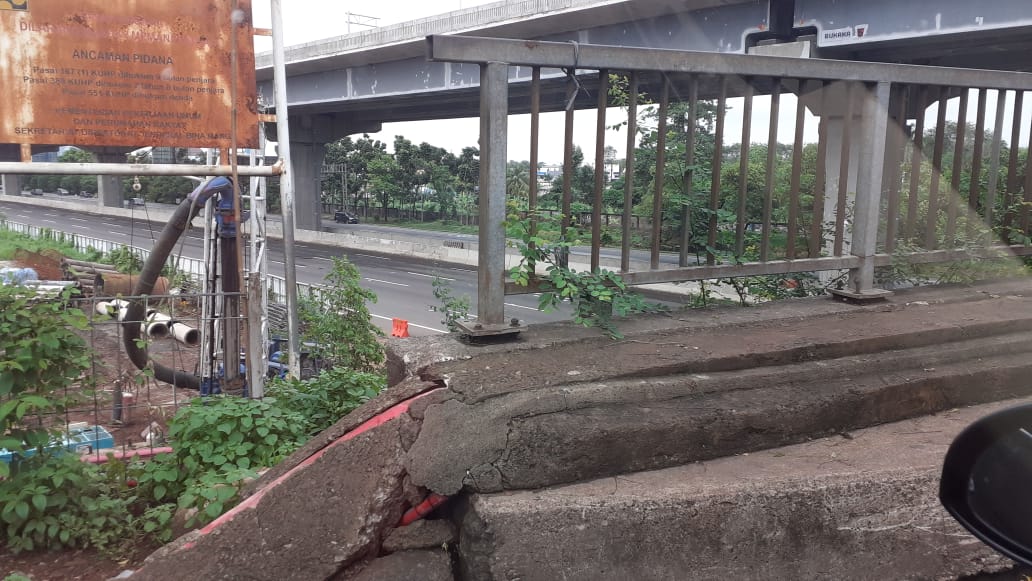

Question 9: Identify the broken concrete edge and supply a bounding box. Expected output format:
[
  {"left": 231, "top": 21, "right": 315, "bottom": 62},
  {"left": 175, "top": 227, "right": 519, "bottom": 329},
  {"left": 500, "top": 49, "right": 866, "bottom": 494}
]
[
  {"left": 407, "top": 293, "right": 1032, "bottom": 410},
  {"left": 146, "top": 387, "right": 444, "bottom": 560},
  {"left": 242, "top": 378, "right": 444, "bottom": 495}
]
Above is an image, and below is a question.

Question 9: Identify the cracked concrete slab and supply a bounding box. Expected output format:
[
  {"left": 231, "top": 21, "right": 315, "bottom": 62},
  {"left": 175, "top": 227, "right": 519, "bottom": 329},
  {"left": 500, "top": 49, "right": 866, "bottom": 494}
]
[
  {"left": 459, "top": 397, "right": 1031, "bottom": 580},
  {"left": 135, "top": 417, "right": 413, "bottom": 580}
]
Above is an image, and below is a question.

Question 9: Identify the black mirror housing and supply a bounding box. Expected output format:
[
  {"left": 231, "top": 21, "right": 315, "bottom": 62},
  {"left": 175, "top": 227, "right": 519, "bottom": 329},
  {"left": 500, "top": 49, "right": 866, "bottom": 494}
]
[{"left": 940, "top": 403, "right": 1032, "bottom": 567}]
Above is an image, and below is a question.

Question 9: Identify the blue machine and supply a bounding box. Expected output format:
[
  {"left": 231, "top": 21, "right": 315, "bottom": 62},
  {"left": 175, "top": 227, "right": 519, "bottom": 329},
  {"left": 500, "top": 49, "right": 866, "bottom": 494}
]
[{"left": 0, "top": 424, "right": 115, "bottom": 464}]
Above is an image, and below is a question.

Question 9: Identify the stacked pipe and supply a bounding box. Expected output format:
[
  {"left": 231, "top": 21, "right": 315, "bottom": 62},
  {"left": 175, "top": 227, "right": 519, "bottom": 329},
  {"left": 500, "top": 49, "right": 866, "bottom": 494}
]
[
  {"left": 94, "top": 299, "right": 200, "bottom": 346},
  {"left": 62, "top": 258, "right": 119, "bottom": 296}
]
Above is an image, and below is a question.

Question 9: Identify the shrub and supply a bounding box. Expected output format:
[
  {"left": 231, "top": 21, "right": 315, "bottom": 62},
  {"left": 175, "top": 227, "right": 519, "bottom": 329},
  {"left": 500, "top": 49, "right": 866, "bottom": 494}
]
[
  {"left": 299, "top": 257, "right": 384, "bottom": 373},
  {"left": 269, "top": 368, "right": 385, "bottom": 436}
]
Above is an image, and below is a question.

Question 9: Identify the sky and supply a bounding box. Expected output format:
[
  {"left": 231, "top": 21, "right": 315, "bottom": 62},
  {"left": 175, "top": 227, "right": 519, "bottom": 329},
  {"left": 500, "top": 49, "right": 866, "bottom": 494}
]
[{"left": 245, "top": 1, "right": 1032, "bottom": 165}]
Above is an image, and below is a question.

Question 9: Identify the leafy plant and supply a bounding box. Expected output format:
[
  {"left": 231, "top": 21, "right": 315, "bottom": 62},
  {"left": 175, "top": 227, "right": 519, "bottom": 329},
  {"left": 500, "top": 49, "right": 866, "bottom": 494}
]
[
  {"left": 106, "top": 245, "right": 144, "bottom": 274},
  {"left": 430, "top": 275, "right": 471, "bottom": 332},
  {"left": 0, "top": 286, "right": 91, "bottom": 476},
  {"left": 269, "top": 368, "right": 385, "bottom": 436},
  {"left": 299, "top": 257, "right": 385, "bottom": 374},
  {"left": 0, "top": 453, "right": 139, "bottom": 555},
  {"left": 168, "top": 396, "right": 306, "bottom": 479},
  {"left": 507, "top": 214, "right": 661, "bottom": 339}
]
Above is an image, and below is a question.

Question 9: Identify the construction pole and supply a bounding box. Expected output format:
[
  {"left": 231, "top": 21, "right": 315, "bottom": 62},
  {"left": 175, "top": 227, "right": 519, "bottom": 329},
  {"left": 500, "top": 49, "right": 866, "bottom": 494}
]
[{"left": 271, "top": 0, "right": 301, "bottom": 378}]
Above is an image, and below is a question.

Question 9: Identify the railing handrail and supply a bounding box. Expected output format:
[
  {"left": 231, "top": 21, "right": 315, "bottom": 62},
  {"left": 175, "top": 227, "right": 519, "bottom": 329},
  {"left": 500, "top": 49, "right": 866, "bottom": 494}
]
[{"left": 427, "top": 35, "right": 1032, "bottom": 91}]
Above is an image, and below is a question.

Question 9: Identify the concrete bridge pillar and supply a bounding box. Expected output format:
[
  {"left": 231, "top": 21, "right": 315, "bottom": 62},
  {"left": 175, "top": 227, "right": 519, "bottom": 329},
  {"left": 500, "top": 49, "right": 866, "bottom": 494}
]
[
  {"left": 1, "top": 175, "right": 22, "bottom": 197},
  {"left": 281, "top": 113, "right": 381, "bottom": 231},
  {"left": 1, "top": 143, "right": 27, "bottom": 197},
  {"left": 289, "top": 139, "right": 326, "bottom": 231},
  {"left": 91, "top": 149, "right": 133, "bottom": 209}
]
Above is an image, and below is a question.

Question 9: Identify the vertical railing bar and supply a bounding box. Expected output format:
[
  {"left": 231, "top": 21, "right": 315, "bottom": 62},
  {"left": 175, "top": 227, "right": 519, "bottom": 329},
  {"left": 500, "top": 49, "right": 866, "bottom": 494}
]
[
  {"left": 809, "top": 81, "right": 829, "bottom": 258},
  {"left": 925, "top": 87, "right": 948, "bottom": 251},
  {"left": 968, "top": 88, "right": 988, "bottom": 240},
  {"left": 650, "top": 76, "right": 669, "bottom": 270},
  {"left": 528, "top": 67, "right": 541, "bottom": 272},
  {"left": 1023, "top": 96, "right": 1032, "bottom": 237},
  {"left": 761, "top": 80, "right": 780, "bottom": 262},
  {"left": 786, "top": 79, "right": 806, "bottom": 261},
  {"left": 591, "top": 69, "right": 609, "bottom": 272},
  {"left": 621, "top": 72, "right": 638, "bottom": 273},
  {"left": 905, "top": 85, "right": 926, "bottom": 242},
  {"left": 735, "top": 80, "right": 753, "bottom": 258},
  {"left": 708, "top": 76, "right": 727, "bottom": 265},
  {"left": 679, "top": 75, "right": 698, "bottom": 267},
  {"left": 848, "top": 81, "right": 891, "bottom": 295},
  {"left": 884, "top": 84, "right": 908, "bottom": 253},
  {"left": 834, "top": 81, "right": 855, "bottom": 257},
  {"left": 946, "top": 88, "right": 969, "bottom": 247},
  {"left": 561, "top": 76, "right": 576, "bottom": 243},
  {"left": 476, "top": 62, "right": 508, "bottom": 326},
  {"left": 985, "top": 89, "right": 1007, "bottom": 246},
  {"left": 1003, "top": 90, "right": 1024, "bottom": 241}
]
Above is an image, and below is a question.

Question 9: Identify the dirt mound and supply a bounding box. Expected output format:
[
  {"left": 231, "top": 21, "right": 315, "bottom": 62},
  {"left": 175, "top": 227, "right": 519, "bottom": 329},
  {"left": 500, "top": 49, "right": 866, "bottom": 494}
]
[{"left": 12, "top": 248, "right": 65, "bottom": 280}]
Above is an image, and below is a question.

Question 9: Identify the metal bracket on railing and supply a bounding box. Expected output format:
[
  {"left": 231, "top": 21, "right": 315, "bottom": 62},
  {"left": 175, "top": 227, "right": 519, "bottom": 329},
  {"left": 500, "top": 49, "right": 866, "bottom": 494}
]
[{"left": 563, "top": 41, "right": 585, "bottom": 111}]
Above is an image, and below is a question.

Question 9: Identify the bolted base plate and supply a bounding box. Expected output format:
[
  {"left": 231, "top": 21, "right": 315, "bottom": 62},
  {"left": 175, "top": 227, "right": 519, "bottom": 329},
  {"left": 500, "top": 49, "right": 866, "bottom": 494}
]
[
  {"left": 829, "top": 287, "right": 893, "bottom": 304},
  {"left": 455, "top": 319, "right": 525, "bottom": 340}
]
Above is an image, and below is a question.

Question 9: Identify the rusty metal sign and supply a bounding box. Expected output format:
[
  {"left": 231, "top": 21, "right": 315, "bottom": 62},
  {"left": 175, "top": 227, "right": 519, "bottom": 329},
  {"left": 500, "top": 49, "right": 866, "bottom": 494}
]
[{"left": 0, "top": 0, "right": 258, "bottom": 148}]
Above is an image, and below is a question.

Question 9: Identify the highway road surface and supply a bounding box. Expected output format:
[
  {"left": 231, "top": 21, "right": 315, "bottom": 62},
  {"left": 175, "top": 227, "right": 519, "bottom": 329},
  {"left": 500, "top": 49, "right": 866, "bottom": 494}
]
[{"left": 0, "top": 198, "right": 576, "bottom": 337}]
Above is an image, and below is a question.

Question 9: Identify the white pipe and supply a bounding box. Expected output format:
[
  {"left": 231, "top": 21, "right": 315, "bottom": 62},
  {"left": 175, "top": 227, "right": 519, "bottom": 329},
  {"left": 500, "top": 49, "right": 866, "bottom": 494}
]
[
  {"left": 147, "top": 311, "right": 173, "bottom": 326},
  {"left": 143, "top": 321, "right": 169, "bottom": 338},
  {"left": 170, "top": 322, "right": 200, "bottom": 346}
]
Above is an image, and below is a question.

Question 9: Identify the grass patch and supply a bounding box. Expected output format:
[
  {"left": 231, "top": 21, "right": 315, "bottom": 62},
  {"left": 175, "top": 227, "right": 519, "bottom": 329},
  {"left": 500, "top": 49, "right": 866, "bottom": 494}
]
[
  {"left": 388, "top": 219, "right": 480, "bottom": 235},
  {"left": 0, "top": 228, "right": 98, "bottom": 262}
]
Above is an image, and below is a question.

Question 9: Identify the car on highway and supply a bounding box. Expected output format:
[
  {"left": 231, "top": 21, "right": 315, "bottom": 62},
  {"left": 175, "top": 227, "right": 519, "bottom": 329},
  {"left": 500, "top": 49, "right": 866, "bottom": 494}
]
[
  {"left": 57, "top": 188, "right": 70, "bottom": 195},
  {"left": 79, "top": 191, "right": 96, "bottom": 198},
  {"left": 334, "top": 210, "right": 359, "bottom": 224},
  {"left": 29, "top": 188, "right": 43, "bottom": 196}
]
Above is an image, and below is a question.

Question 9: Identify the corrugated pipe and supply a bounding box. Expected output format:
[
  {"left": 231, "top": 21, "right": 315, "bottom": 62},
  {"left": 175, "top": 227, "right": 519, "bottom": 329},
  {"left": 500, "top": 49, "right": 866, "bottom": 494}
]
[
  {"left": 398, "top": 493, "right": 450, "bottom": 526},
  {"left": 122, "top": 177, "right": 235, "bottom": 389}
]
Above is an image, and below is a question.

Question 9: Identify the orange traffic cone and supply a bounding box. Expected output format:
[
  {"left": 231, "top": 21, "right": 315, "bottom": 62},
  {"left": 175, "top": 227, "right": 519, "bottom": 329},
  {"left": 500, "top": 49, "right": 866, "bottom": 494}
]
[{"left": 391, "top": 318, "right": 410, "bottom": 338}]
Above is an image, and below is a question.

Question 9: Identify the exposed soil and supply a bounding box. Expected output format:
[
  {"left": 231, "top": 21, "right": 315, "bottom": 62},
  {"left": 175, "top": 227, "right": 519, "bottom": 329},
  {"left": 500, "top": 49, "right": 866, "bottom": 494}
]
[{"left": 0, "top": 547, "right": 139, "bottom": 581}]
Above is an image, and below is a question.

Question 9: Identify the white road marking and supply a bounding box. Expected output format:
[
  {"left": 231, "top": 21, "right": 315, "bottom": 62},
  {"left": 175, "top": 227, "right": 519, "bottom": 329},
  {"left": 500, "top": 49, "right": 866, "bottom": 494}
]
[
  {"left": 355, "top": 253, "right": 389, "bottom": 260},
  {"left": 406, "top": 271, "right": 453, "bottom": 281},
  {"left": 310, "top": 256, "right": 332, "bottom": 261},
  {"left": 364, "top": 277, "right": 408, "bottom": 287},
  {"left": 69, "top": 218, "right": 88, "bottom": 222},
  {"left": 42, "top": 219, "right": 56, "bottom": 224},
  {"left": 505, "top": 302, "right": 539, "bottom": 311}
]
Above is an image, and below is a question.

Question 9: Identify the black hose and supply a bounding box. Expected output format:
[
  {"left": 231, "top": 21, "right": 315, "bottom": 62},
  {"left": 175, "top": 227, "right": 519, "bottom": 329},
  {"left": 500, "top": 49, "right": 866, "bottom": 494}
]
[{"left": 122, "top": 178, "right": 234, "bottom": 389}]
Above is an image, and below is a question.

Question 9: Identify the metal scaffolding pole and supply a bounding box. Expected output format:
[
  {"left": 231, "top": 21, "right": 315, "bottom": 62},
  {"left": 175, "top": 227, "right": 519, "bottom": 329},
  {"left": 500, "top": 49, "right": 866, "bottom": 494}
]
[{"left": 271, "top": 0, "right": 301, "bottom": 378}]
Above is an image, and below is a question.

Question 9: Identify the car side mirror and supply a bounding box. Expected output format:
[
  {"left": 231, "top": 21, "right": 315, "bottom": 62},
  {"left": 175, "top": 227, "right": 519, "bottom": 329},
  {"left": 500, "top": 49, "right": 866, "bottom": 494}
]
[{"left": 940, "top": 403, "right": 1032, "bottom": 567}]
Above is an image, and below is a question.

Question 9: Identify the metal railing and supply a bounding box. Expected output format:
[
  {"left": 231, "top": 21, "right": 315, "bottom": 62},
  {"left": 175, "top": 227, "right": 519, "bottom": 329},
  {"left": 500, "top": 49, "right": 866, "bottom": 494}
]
[
  {"left": 0, "top": 220, "right": 326, "bottom": 308},
  {"left": 428, "top": 35, "right": 1032, "bottom": 326}
]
